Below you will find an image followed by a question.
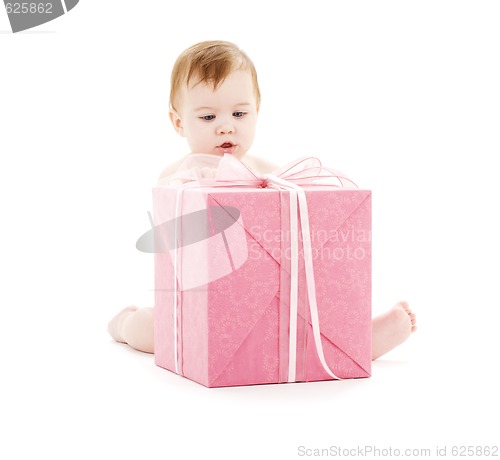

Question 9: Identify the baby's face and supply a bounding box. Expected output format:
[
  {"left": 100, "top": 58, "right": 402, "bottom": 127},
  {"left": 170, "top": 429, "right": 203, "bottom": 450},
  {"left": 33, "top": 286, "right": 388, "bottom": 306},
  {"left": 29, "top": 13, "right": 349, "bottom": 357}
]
[{"left": 171, "top": 70, "right": 258, "bottom": 160}]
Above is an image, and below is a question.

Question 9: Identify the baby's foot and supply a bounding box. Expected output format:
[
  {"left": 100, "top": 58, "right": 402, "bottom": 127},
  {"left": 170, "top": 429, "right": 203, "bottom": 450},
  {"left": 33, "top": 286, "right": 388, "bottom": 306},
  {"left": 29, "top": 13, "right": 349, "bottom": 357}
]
[
  {"left": 107, "top": 306, "right": 138, "bottom": 343},
  {"left": 371, "top": 301, "right": 417, "bottom": 360}
]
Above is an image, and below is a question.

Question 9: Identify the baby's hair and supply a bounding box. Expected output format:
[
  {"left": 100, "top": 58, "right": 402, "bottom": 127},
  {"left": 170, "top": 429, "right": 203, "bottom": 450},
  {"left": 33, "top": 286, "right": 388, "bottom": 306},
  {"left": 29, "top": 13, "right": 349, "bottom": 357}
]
[{"left": 169, "top": 40, "right": 261, "bottom": 113}]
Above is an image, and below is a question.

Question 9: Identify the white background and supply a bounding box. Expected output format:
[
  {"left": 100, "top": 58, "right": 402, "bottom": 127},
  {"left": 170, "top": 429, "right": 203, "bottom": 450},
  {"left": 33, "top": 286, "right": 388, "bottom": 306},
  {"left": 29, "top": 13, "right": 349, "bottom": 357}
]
[{"left": 1, "top": 1, "right": 499, "bottom": 459}]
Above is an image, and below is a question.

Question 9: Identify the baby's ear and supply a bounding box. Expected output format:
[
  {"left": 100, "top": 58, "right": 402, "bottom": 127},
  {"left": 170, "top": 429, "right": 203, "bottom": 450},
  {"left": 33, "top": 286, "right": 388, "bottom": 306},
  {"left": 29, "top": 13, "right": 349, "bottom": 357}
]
[{"left": 169, "top": 110, "right": 185, "bottom": 137}]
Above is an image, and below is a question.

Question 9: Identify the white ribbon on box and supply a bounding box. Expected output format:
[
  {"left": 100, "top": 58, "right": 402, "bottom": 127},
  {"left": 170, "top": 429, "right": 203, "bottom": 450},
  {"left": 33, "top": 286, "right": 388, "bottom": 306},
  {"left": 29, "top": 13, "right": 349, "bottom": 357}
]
[{"left": 166, "top": 154, "right": 357, "bottom": 382}]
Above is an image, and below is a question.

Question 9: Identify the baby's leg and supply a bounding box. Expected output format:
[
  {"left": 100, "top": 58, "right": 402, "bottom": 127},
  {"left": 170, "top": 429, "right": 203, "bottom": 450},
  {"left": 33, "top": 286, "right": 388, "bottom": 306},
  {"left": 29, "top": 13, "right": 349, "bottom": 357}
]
[
  {"left": 108, "top": 306, "right": 154, "bottom": 354},
  {"left": 108, "top": 302, "right": 416, "bottom": 359},
  {"left": 371, "top": 301, "right": 417, "bottom": 360}
]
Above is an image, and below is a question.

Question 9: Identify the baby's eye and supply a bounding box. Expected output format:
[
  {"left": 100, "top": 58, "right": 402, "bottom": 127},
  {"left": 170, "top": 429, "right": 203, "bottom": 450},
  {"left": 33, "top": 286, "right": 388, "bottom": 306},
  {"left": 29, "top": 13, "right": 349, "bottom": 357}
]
[
  {"left": 200, "top": 114, "right": 215, "bottom": 121},
  {"left": 233, "top": 111, "right": 246, "bottom": 118}
]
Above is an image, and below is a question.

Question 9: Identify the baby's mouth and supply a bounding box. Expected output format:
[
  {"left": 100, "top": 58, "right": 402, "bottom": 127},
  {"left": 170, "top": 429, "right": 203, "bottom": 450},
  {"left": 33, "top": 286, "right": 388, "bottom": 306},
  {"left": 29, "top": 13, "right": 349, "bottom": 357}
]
[{"left": 217, "top": 142, "right": 236, "bottom": 154}]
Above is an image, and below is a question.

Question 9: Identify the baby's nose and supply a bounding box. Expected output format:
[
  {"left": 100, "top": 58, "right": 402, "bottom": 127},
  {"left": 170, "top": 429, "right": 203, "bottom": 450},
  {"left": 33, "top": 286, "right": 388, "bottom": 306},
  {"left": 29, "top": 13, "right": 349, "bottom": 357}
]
[{"left": 217, "top": 123, "right": 234, "bottom": 135}]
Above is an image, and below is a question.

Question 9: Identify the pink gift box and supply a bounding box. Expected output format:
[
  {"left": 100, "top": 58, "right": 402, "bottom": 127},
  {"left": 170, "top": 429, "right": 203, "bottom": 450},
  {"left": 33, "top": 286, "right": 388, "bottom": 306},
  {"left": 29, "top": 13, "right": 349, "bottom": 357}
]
[{"left": 153, "top": 184, "right": 371, "bottom": 387}]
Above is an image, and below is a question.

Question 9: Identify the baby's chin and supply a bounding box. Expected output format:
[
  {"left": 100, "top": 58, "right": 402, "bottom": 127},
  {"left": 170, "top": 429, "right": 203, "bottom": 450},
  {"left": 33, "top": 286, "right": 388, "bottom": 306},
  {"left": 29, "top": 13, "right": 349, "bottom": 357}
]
[{"left": 196, "top": 150, "right": 247, "bottom": 160}]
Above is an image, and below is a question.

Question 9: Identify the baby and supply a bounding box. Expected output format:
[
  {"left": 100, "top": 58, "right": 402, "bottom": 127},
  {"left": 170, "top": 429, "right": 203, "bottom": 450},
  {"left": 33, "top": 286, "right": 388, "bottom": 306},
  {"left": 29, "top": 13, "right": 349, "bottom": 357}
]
[{"left": 108, "top": 40, "right": 416, "bottom": 360}]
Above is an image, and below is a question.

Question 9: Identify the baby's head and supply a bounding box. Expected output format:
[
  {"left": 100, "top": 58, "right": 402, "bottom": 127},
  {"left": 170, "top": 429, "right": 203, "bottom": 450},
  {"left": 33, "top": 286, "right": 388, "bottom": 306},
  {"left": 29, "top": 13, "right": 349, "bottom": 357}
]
[{"left": 169, "top": 41, "right": 260, "bottom": 160}]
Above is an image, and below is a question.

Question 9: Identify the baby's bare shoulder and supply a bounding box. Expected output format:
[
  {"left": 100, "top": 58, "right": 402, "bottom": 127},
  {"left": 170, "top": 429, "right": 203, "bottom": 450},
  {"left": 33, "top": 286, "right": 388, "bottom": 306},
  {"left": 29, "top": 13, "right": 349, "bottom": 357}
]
[{"left": 157, "top": 157, "right": 186, "bottom": 182}]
